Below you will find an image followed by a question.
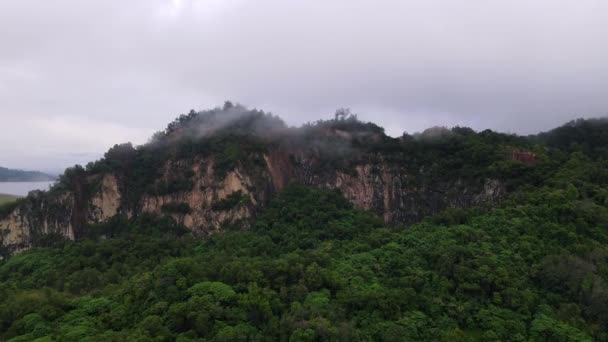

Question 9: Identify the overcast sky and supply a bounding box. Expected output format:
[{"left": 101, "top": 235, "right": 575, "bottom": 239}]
[{"left": 1, "top": 0, "right": 607, "bottom": 172}]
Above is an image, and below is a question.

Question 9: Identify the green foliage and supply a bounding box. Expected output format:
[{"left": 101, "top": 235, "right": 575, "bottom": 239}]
[
  {"left": 366, "top": 125, "right": 540, "bottom": 188},
  {"left": 211, "top": 191, "right": 249, "bottom": 211},
  {"left": 161, "top": 202, "right": 192, "bottom": 215},
  {"left": 205, "top": 135, "right": 268, "bottom": 178},
  {"left": 536, "top": 117, "right": 608, "bottom": 159},
  {"left": 0, "top": 197, "right": 23, "bottom": 219},
  {"left": 214, "top": 142, "right": 244, "bottom": 176},
  {"left": 2, "top": 171, "right": 608, "bottom": 340}
]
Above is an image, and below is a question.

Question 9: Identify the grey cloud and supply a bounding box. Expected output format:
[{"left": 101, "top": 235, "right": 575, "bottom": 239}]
[{"left": 0, "top": 0, "right": 607, "bottom": 170}]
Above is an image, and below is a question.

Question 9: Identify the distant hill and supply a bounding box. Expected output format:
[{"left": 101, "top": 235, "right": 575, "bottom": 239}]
[{"left": 0, "top": 167, "right": 56, "bottom": 182}]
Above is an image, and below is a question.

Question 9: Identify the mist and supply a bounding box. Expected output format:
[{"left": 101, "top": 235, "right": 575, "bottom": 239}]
[{"left": 1, "top": 0, "right": 607, "bottom": 170}]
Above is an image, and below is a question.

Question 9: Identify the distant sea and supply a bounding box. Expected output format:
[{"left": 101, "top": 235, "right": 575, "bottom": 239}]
[{"left": 0, "top": 181, "right": 55, "bottom": 196}]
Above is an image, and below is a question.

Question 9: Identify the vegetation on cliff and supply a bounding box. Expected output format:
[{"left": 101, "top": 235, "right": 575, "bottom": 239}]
[
  {"left": 1, "top": 107, "right": 608, "bottom": 340},
  {"left": 68, "top": 103, "right": 547, "bottom": 217},
  {"left": 0, "top": 103, "right": 543, "bottom": 232}
]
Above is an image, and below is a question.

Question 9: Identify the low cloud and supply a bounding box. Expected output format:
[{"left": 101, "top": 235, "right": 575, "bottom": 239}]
[{"left": 1, "top": 0, "right": 606, "bottom": 170}]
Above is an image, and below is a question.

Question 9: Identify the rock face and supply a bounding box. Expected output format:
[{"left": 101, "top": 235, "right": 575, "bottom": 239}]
[
  {"left": 139, "top": 160, "right": 258, "bottom": 235},
  {"left": 90, "top": 174, "right": 122, "bottom": 222},
  {"left": 0, "top": 137, "right": 506, "bottom": 255},
  {"left": 0, "top": 191, "right": 75, "bottom": 253}
]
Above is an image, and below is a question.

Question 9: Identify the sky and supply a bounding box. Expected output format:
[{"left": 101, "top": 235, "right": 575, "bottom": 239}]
[{"left": 1, "top": 0, "right": 607, "bottom": 172}]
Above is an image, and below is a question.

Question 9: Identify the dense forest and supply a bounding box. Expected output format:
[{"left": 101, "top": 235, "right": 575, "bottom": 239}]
[
  {"left": 1, "top": 109, "right": 608, "bottom": 341},
  {"left": 0, "top": 167, "right": 55, "bottom": 182}
]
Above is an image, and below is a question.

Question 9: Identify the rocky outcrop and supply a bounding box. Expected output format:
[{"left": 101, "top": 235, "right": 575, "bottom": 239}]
[
  {"left": 140, "top": 160, "right": 258, "bottom": 236},
  {"left": 90, "top": 174, "right": 122, "bottom": 222},
  {"left": 0, "top": 142, "right": 506, "bottom": 254},
  {"left": 0, "top": 191, "right": 75, "bottom": 253}
]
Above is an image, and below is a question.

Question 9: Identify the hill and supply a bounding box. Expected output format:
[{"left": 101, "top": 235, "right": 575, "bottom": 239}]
[
  {"left": 0, "top": 167, "right": 56, "bottom": 182},
  {"left": 0, "top": 103, "right": 537, "bottom": 249},
  {"left": 1, "top": 104, "right": 608, "bottom": 340}
]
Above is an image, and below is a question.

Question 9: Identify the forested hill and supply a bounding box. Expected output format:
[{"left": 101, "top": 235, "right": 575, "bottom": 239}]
[
  {"left": 1, "top": 105, "right": 608, "bottom": 340},
  {"left": 0, "top": 167, "right": 55, "bottom": 182},
  {"left": 1, "top": 103, "right": 607, "bottom": 249}
]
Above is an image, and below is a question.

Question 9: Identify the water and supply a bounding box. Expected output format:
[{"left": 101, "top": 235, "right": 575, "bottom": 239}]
[{"left": 0, "top": 181, "right": 56, "bottom": 196}]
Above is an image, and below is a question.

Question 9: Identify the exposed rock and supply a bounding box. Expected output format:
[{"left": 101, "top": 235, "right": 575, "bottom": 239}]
[
  {"left": 0, "top": 191, "right": 75, "bottom": 253},
  {"left": 511, "top": 149, "right": 537, "bottom": 165},
  {"left": 0, "top": 142, "right": 507, "bottom": 253},
  {"left": 139, "top": 159, "right": 257, "bottom": 236},
  {"left": 90, "top": 174, "right": 121, "bottom": 222}
]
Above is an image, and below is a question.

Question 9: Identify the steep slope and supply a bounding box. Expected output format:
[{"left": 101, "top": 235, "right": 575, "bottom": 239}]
[{"left": 0, "top": 104, "right": 544, "bottom": 254}]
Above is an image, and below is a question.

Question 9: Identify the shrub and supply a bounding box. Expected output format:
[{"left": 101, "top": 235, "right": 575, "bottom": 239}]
[
  {"left": 161, "top": 203, "right": 192, "bottom": 215},
  {"left": 211, "top": 191, "right": 248, "bottom": 211}
]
